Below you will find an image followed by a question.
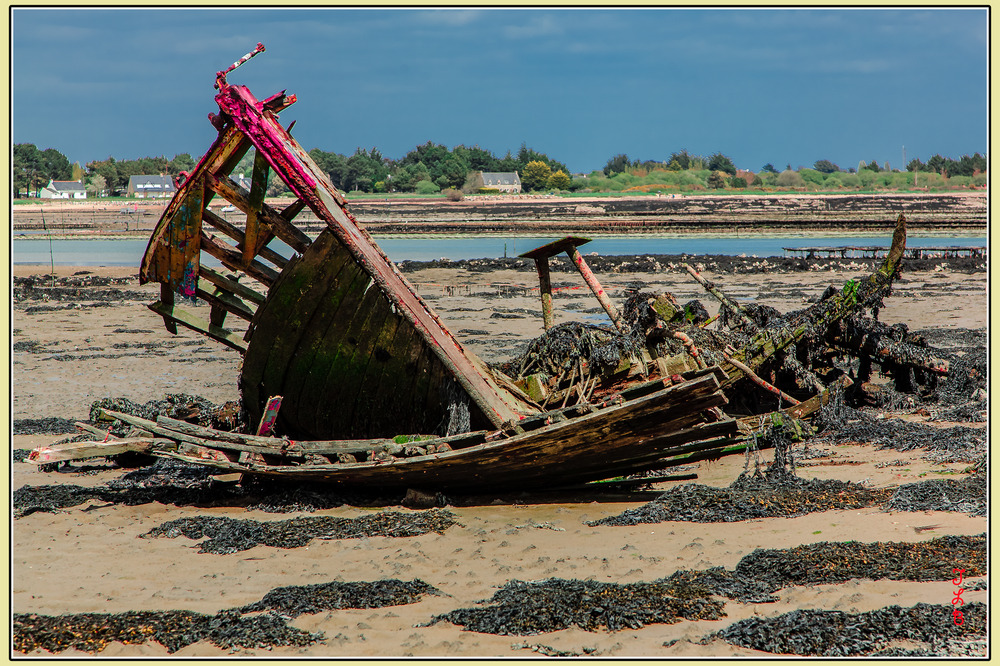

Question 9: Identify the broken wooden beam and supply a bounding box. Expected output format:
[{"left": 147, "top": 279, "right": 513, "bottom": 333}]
[
  {"left": 28, "top": 438, "right": 169, "bottom": 465},
  {"left": 145, "top": 301, "right": 248, "bottom": 353}
]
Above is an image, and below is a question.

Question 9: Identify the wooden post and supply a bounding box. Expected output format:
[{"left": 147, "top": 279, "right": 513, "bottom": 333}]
[{"left": 533, "top": 257, "right": 554, "bottom": 330}]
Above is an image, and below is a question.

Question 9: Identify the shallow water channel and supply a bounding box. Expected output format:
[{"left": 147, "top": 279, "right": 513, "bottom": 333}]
[{"left": 12, "top": 234, "right": 986, "bottom": 266}]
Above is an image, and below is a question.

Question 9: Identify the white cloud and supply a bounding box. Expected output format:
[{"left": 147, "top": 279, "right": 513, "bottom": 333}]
[{"left": 502, "top": 14, "right": 563, "bottom": 40}]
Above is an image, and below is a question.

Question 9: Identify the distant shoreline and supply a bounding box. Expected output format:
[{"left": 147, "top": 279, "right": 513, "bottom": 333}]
[{"left": 12, "top": 191, "right": 987, "bottom": 237}]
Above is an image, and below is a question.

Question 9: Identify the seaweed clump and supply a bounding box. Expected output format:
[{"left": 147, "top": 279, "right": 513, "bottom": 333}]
[
  {"left": 141, "top": 509, "right": 460, "bottom": 554},
  {"left": 13, "top": 609, "right": 320, "bottom": 654},
  {"left": 716, "top": 602, "right": 986, "bottom": 656},
  {"left": 430, "top": 578, "right": 725, "bottom": 635}
]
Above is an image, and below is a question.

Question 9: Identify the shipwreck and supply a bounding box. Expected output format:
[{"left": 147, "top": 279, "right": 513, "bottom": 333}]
[{"left": 30, "top": 45, "right": 941, "bottom": 492}]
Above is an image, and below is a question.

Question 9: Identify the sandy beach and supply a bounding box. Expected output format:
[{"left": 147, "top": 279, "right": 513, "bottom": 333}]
[{"left": 11, "top": 256, "right": 988, "bottom": 657}]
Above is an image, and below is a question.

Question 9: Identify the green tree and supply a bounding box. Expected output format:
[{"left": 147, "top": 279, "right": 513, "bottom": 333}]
[
  {"left": 707, "top": 171, "right": 728, "bottom": 189},
  {"left": 603, "top": 153, "right": 632, "bottom": 176},
  {"left": 776, "top": 170, "right": 805, "bottom": 188},
  {"left": 40, "top": 148, "right": 72, "bottom": 182},
  {"left": 86, "top": 157, "right": 121, "bottom": 195},
  {"left": 760, "top": 163, "right": 778, "bottom": 174},
  {"left": 85, "top": 174, "right": 107, "bottom": 197},
  {"left": 435, "top": 152, "right": 470, "bottom": 189},
  {"left": 729, "top": 174, "right": 747, "bottom": 189},
  {"left": 813, "top": 159, "right": 839, "bottom": 173},
  {"left": 167, "top": 153, "right": 196, "bottom": 176},
  {"left": 800, "top": 168, "right": 825, "bottom": 187},
  {"left": 521, "top": 160, "right": 553, "bottom": 191},
  {"left": 548, "top": 169, "right": 571, "bottom": 190},
  {"left": 668, "top": 149, "right": 693, "bottom": 170},
  {"left": 516, "top": 143, "right": 568, "bottom": 176},
  {"left": 13, "top": 143, "right": 42, "bottom": 197},
  {"left": 453, "top": 144, "right": 499, "bottom": 172},
  {"left": 309, "top": 148, "right": 348, "bottom": 189},
  {"left": 707, "top": 152, "right": 736, "bottom": 175},
  {"left": 415, "top": 179, "right": 440, "bottom": 194}
]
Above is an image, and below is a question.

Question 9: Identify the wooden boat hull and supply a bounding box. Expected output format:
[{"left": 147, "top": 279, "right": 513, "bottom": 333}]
[{"left": 240, "top": 227, "right": 491, "bottom": 439}]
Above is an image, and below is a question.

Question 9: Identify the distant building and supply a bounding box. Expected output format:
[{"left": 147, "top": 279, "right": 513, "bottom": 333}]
[
  {"left": 471, "top": 171, "right": 522, "bottom": 193},
  {"left": 40, "top": 179, "right": 87, "bottom": 199},
  {"left": 127, "top": 174, "right": 177, "bottom": 198}
]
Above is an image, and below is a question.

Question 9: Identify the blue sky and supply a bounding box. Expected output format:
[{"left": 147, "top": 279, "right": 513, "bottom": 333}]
[{"left": 12, "top": 7, "right": 988, "bottom": 174}]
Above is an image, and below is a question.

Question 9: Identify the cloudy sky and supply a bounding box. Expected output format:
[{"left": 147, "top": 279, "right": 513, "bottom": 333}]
[{"left": 11, "top": 7, "right": 988, "bottom": 174}]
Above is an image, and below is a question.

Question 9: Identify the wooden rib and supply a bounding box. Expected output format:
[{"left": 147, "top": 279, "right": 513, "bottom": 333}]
[
  {"left": 202, "top": 209, "right": 288, "bottom": 270},
  {"left": 198, "top": 265, "right": 265, "bottom": 305},
  {"left": 281, "top": 198, "right": 308, "bottom": 221},
  {"left": 199, "top": 230, "right": 279, "bottom": 287},
  {"left": 147, "top": 301, "right": 248, "bottom": 353},
  {"left": 203, "top": 171, "right": 312, "bottom": 253},
  {"left": 242, "top": 150, "right": 274, "bottom": 266},
  {"left": 195, "top": 277, "right": 256, "bottom": 322}
]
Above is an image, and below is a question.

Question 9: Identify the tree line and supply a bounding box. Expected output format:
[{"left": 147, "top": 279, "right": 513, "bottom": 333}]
[
  {"left": 12, "top": 139, "right": 986, "bottom": 199},
  {"left": 12, "top": 143, "right": 196, "bottom": 198},
  {"left": 305, "top": 142, "right": 569, "bottom": 195}
]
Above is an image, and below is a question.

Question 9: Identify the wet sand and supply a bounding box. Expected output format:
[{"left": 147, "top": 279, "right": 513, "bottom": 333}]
[{"left": 10, "top": 259, "right": 988, "bottom": 657}]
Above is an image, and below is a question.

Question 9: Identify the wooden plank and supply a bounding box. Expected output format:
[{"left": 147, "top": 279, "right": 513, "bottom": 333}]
[
  {"left": 27, "top": 438, "right": 170, "bottom": 464},
  {"left": 195, "top": 277, "right": 257, "bottom": 322},
  {"left": 237, "top": 374, "right": 730, "bottom": 487},
  {"left": 73, "top": 422, "right": 118, "bottom": 439},
  {"left": 140, "top": 126, "right": 249, "bottom": 285},
  {"left": 242, "top": 233, "right": 358, "bottom": 433},
  {"left": 198, "top": 265, "right": 265, "bottom": 305},
  {"left": 147, "top": 301, "right": 248, "bottom": 353},
  {"left": 158, "top": 283, "right": 178, "bottom": 334},
  {"left": 256, "top": 396, "right": 283, "bottom": 436},
  {"left": 242, "top": 149, "right": 274, "bottom": 266},
  {"left": 202, "top": 209, "right": 288, "bottom": 270},
  {"left": 203, "top": 170, "right": 312, "bottom": 253},
  {"left": 199, "top": 229, "right": 279, "bottom": 286},
  {"left": 154, "top": 415, "right": 286, "bottom": 447},
  {"left": 280, "top": 198, "right": 308, "bottom": 221},
  {"left": 275, "top": 259, "right": 372, "bottom": 436},
  {"left": 285, "top": 430, "right": 489, "bottom": 456}
]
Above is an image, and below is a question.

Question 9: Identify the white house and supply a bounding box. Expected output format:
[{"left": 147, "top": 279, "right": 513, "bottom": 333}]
[
  {"left": 127, "top": 174, "right": 177, "bottom": 198},
  {"left": 40, "top": 179, "right": 87, "bottom": 199},
  {"left": 473, "top": 172, "right": 522, "bottom": 193}
]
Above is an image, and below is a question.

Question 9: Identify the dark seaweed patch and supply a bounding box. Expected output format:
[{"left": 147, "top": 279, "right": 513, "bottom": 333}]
[
  {"left": 239, "top": 579, "right": 441, "bottom": 617},
  {"left": 141, "top": 509, "right": 459, "bottom": 554},
  {"left": 716, "top": 602, "right": 986, "bottom": 656},
  {"left": 430, "top": 578, "right": 726, "bottom": 635},
  {"left": 13, "top": 609, "right": 320, "bottom": 654},
  {"left": 588, "top": 473, "right": 891, "bottom": 525}
]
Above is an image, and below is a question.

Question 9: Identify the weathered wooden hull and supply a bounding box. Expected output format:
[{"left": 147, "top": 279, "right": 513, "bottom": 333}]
[{"left": 240, "top": 227, "right": 492, "bottom": 439}]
